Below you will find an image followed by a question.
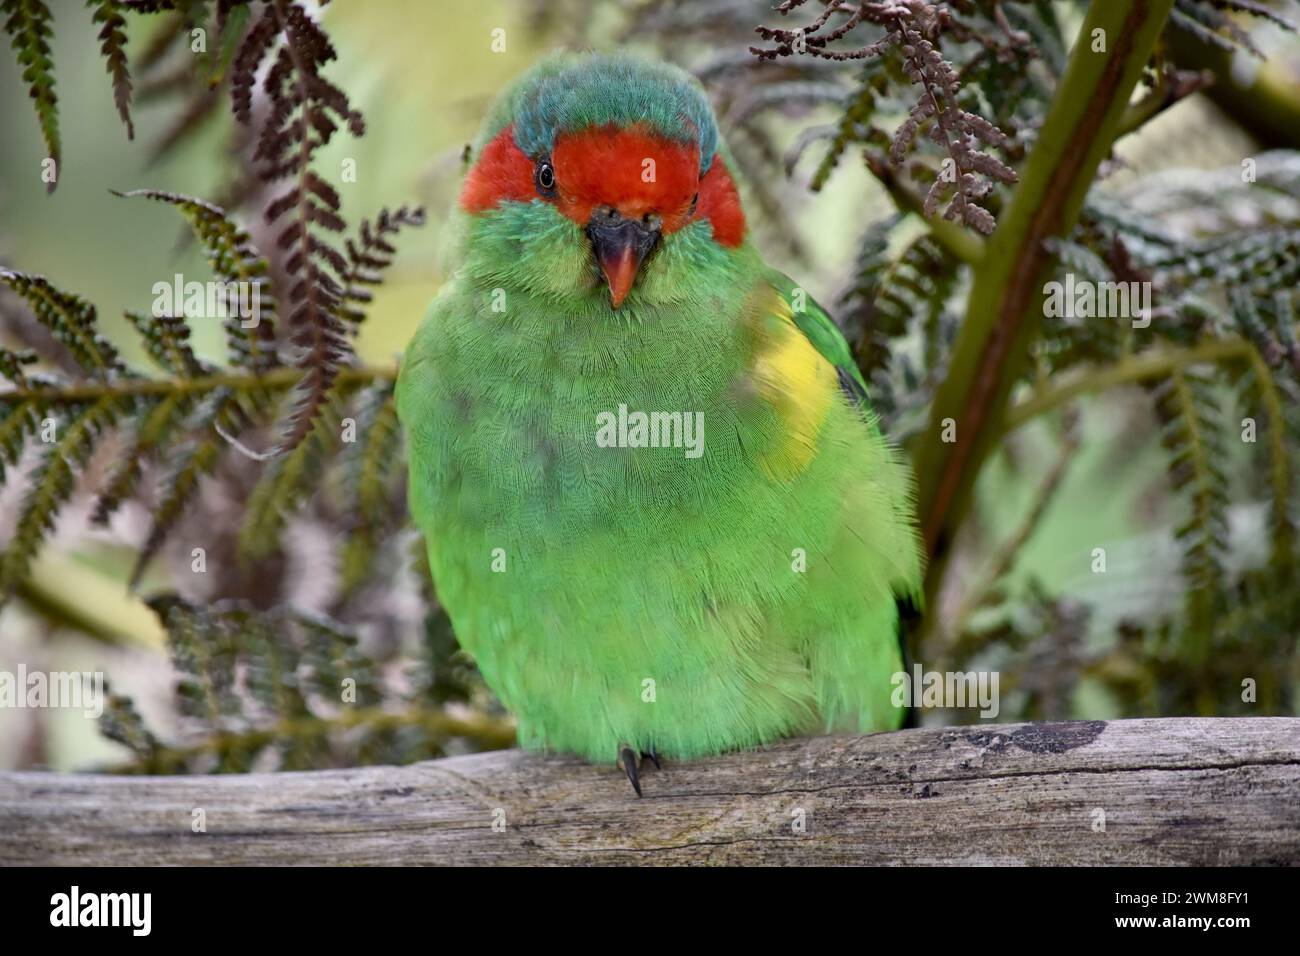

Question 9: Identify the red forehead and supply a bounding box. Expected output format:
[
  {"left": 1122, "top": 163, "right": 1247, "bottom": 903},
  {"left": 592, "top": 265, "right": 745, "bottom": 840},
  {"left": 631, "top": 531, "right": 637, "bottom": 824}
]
[
  {"left": 460, "top": 124, "right": 745, "bottom": 247},
  {"left": 552, "top": 126, "right": 699, "bottom": 228}
]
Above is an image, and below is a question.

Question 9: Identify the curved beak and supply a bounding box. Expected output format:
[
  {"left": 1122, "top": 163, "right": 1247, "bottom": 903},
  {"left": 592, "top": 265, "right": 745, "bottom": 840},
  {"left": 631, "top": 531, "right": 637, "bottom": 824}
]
[{"left": 586, "top": 211, "right": 660, "bottom": 308}]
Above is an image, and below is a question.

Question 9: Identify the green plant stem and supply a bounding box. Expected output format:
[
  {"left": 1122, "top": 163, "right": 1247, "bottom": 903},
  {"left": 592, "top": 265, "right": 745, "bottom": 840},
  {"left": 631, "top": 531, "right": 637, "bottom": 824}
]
[
  {"left": 13, "top": 550, "right": 166, "bottom": 649},
  {"left": 0, "top": 362, "right": 397, "bottom": 406},
  {"left": 910, "top": 0, "right": 1176, "bottom": 610},
  {"left": 1000, "top": 338, "right": 1253, "bottom": 434}
]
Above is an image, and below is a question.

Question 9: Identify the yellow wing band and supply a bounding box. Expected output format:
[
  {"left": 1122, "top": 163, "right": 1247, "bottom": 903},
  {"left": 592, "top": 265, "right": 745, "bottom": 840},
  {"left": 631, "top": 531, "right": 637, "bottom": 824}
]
[{"left": 746, "top": 285, "right": 837, "bottom": 482}]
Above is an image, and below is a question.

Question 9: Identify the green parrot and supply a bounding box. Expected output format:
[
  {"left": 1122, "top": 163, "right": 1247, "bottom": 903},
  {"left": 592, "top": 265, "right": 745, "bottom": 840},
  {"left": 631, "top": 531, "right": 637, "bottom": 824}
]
[{"left": 397, "top": 52, "right": 922, "bottom": 795}]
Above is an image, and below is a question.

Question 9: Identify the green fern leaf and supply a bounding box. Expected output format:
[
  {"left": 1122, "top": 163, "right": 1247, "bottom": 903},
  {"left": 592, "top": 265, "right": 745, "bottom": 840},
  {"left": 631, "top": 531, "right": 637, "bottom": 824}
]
[
  {"left": 111, "top": 190, "right": 279, "bottom": 371},
  {"left": 237, "top": 390, "right": 347, "bottom": 560},
  {"left": 125, "top": 310, "right": 206, "bottom": 378},
  {"left": 91, "top": 390, "right": 195, "bottom": 526},
  {"left": 337, "top": 383, "right": 401, "bottom": 594},
  {"left": 0, "top": 399, "right": 39, "bottom": 484},
  {"left": 1153, "top": 369, "right": 1231, "bottom": 649},
  {"left": 130, "top": 389, "right": 250, "bottom": 588},
  {"left": 0, "top": 270, "right": 122, "bottom": 376},
  {"left": 0, "top": 394, "right": 130, "bottom": 592},
  {"left": 2, "top": 0, "right": 59, "bottom": 192}
]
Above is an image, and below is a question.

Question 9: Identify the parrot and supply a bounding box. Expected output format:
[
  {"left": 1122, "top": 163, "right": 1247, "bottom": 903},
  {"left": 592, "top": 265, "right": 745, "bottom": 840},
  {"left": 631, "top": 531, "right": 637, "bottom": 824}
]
[{"left": 396, "top": 52, "right": 923, "bottom": 796}]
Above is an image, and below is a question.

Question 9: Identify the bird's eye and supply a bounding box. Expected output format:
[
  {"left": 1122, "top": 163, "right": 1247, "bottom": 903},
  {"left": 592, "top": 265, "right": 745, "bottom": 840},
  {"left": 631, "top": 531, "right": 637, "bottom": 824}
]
[{"left": 535, "top": 159, "right": 556, "bottom": 196}]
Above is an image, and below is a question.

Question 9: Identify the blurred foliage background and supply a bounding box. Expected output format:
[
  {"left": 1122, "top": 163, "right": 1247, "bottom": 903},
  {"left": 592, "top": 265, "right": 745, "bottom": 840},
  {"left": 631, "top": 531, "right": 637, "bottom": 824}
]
[{"left": 1, "top": 0, "right": 1298, "bottom": 773}]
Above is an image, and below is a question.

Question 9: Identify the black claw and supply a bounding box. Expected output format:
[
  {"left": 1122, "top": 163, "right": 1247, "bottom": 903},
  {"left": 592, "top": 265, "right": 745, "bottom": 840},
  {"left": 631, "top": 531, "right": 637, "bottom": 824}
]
[
  {"left": 641, "top": 747, "right": 660, "bottom": 770},
  {"left": 619, "top": 744, "right": 642, "bottom": 797}
]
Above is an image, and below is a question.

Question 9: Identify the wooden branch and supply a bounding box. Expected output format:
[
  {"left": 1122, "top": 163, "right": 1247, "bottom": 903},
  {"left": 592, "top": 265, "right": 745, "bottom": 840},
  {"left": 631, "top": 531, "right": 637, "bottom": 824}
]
[{"left": 2, "top": 718, "right": 1297, "bottom": 865}]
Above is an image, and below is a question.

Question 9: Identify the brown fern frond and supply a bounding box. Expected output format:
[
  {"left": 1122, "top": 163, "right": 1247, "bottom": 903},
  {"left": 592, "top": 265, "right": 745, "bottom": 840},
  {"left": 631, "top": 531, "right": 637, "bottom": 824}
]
[
  {"left": 87, "top": 0, "right": 134, "bottom": 138},
  {"left": 228, "top": 0, "right": 369, "bottom": 453},
  {"left": 339, "top": 206, "right": 427, "bottom": 329},
  {"left": 229, "top": 2, "right": 276, "bottom": 123},
  {"left": 752, "top": 0, "right": 1018, "bottom": 235}
]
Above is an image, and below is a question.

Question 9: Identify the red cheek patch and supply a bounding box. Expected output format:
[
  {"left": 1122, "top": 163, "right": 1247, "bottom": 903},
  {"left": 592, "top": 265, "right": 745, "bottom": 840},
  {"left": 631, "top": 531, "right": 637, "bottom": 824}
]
[
  {"left": 696, "top": 156, "right": 745, "bottom": 247},
  {"left": 460, "top": 125, "right": 535, "bottom": 213}
]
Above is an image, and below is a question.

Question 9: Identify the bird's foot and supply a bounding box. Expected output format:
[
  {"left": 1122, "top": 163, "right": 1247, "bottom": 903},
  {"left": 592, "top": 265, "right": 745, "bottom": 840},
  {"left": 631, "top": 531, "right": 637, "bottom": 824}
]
[
  {"left": 617, "top": 744, "right": 641, "bottom": 797},
  {"left": 616, "top": 744, "right": 662, "bottom": 797}
]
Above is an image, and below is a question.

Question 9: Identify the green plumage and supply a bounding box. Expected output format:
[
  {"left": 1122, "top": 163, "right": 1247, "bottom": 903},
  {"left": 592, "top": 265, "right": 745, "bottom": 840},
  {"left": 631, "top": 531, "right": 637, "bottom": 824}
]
[{"left": 397, "top": 53, "right": 922, "bottom": 764}]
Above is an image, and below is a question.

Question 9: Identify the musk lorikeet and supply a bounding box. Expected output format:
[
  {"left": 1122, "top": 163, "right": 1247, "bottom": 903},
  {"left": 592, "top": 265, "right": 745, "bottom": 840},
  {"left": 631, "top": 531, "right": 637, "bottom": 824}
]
[{"left": 397, "top": 52, "right": 923, "bottom": 795}]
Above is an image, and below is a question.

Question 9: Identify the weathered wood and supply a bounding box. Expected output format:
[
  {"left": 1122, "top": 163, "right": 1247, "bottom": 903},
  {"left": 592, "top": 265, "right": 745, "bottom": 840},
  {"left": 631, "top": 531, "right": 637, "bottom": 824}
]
[{"left": 1, "top": 718, "right": 1297, "bottom": 865}]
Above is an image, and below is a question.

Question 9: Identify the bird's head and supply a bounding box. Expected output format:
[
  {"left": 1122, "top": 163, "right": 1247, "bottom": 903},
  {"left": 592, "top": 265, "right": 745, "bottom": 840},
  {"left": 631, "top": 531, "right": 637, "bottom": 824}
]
[{"left": 459, "top": 53, "right": 746, "bottom": 310}]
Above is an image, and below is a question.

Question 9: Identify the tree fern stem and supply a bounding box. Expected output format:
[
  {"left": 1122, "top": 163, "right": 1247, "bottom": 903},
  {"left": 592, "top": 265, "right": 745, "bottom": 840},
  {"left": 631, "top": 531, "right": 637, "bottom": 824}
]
[
  {"left": 1000, "top": 339, "right": 1254, "bottom": 434},
  {"left": 911, "top": 0, "right": 1176, "bottom": 602},
  {"left": 0, "top": 362, "right": 397, "bottom": 406}
]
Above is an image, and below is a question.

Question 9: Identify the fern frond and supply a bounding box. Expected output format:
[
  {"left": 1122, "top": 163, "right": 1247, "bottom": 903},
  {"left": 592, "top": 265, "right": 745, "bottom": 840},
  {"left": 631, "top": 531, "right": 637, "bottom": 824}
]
[
  {"left": 129, "top": 388, "right": 252, "bottom": 588},
  {"left": 111, "top": 190, "right": 279, "bottom": 371},
  {"left": 1235, "top": 344, "right": 1297, "bottom": 579},
  {"left": 100, "top": 595, "right": 512, "bottom": 775},
  {"left": 237, "top": 389, "right": 346, "bottom": 560},
  {"left": 1152, "top": 369, "right": 1231, "bottom": 648},
  {"left": 1164, "top": 230, "right": 1300, "bottom": 296},
  {"left": 230, "top": 0, "right": 366, "bottom": 452},
  {"left": 125, "top": 309, "right": 206, "bottom": 378},
  {"left": 845, "top": 229, "right": 957, "bottom": 387},
  {"left": 0, "top": 270, "right": 123, "bottom": 376},
  {"left": 0, "top": 394, "right": 131, "bottom": 592},
  {"left": 237, "top": 610, "right": 311, "bottom": 727},
  {"left": 148, "top": 593, "right": 249, "bottom": 771},
  {"left": 0, "top": 346, "right": 37, "bottom": 387},
  {"left": 0, "top": 399, "right": 39, "bottom": 484},
  {"left": 809, "top": 59, "right": 890, "bottom": 191},
  {"left": 339, "top": 206, "right": 427, "bottom": 329},
  {"left": 752, "top": 0, "right": 1019, "bottom": 234},
  {"left": 296, "top": 611, "right": 383, "bottom": 707},
  {"left": 337, "top": 382, "right": 402, "bottom": 595},
  {"left": 99, "top": 692, "right": 162, "bottom": 760},
  {"left": 1172, "top": 0, "right": 1296, "bottom": 56},
  {"left": 90, "top": 389, "right": 193, "bottom": 525},
  {"left": 2, "top": 0, "right": 59, "bottom": 192},
  {"left": 87, "top": 0, "right": 134, "bottom": 138}
]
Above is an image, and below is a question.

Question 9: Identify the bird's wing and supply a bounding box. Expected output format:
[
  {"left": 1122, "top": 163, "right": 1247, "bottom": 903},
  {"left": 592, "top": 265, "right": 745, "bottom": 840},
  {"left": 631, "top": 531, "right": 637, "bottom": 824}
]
[
  {"left": 742, "top": 270, "right": 880, "bottom": 483},
  {"left": 765, "top": 269, "right": 873, "bottom": 412},
  {"left": 759, "top": 269, "right": 924, "bottom": 606}
]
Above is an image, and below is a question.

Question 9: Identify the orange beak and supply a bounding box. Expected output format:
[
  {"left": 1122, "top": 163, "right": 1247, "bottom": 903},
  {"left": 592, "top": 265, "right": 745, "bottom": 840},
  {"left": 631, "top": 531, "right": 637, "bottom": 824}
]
[{"left": 587, "top": 210, "right": 660, "bottom": 309}]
